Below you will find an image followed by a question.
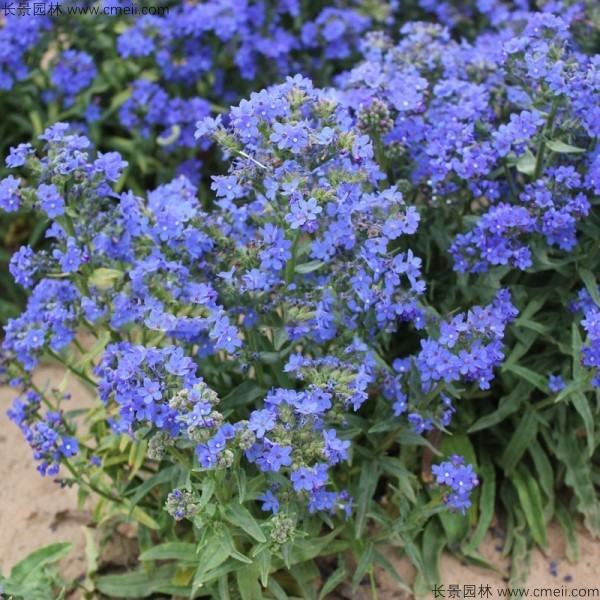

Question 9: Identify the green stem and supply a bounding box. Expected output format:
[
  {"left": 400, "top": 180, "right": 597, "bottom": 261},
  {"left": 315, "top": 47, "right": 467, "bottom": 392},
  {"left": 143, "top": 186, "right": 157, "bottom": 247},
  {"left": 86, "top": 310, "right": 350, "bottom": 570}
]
[
  {"left": 503, "top": 161, "right": 518, "bottom": 203},
  {"left": 62, "top": 459, "right": 123, "bottom": 504},
  {"left": 167, "top": 446, "right": 194, "bottom": 471},
  {"left": 248, "top": 328, "right": 266, "bottom": 388},
  {"left": 370, "top": 568, "right": 379, "bottom": 600},
  {"left": 285, "top": 233, "right": 300, "bottom": 287},
  {"left": 47, "top": 349, "right": 97, "bottom": 387},
  {"left": 533, "top": 99, "right": 559, "bottom": 180}
]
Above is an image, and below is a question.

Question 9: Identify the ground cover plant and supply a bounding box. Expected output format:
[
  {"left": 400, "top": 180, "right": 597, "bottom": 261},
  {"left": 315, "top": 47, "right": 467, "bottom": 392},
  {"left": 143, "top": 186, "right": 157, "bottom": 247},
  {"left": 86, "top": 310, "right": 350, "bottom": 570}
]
[{"left": 1, "top": 1, "right": 600, "bottom": 598}]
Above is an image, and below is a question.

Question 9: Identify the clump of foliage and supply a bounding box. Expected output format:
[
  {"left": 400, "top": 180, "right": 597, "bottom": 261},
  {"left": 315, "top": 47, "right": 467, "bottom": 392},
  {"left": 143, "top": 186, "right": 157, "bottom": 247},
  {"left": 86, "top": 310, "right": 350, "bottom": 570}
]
[{"left": 1, "top": 1, "right": 600, "bottom": 598}]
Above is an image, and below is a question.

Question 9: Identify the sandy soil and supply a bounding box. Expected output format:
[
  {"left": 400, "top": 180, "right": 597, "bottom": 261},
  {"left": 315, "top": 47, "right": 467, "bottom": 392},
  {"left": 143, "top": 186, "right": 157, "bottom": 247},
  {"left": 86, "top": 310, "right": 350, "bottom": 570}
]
[
  {"left": 0, "top": 365, "right": 96, "bottom": 584},
  {"left": 372, "top": 521, "right": 600, "bottom": 600},
  {"left": 1, "top": 366, "right": 598, "bottom": 598}
]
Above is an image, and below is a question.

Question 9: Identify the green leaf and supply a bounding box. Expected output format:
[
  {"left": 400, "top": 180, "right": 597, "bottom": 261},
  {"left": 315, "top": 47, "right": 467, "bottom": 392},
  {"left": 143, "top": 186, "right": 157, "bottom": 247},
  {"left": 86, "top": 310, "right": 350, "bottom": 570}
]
[
  {"left": 555, "top": 430, "right": 600, "bottom": 537},
  {"left": 236, "top": 564, "right": 262, "bottom": 600},
  {"left": 373, "top": 550, "right": 412, "bottom": 595},
  {"left": 503, "top": 363, "right": 548, "bottom": 393},
  {"left": 128, "top": 465, "right": 178, "bottom": 509},
  {"left": 219, "top": 533, "right": 253, "bottom": 565},
  {"left": 256, "top": 548, "right": 271, "bottom": 587},
  {"left": 515, "top": 150, "right": 536, "bottom": 175},
  {"left": 198, "top": 477, "right": 216, "bottom": 511},
  {"left": 355, "top": 463, "right": 379, "bottom": 538},
  {"left": 10, "top": 543, "right": 73, "bottom": 584},
  {"left": 219, "top": 575, "right": 231, "bottom": 600},
  {"left": 571, "top": 391, "right": 595, "bottom": 456},
  {"left": 468, "top": 383, "right": 527, "bottom": 432},
  {"left": 421, "top": 520, "right": 445, "bottom": 586},
  {"left": 273, "top": 328, "right": 289, "bottom": 351},
  {"left": 515, "top": 318, "right": 550, "bottom": 336},
  {"left": 29, "top": 110, "right": 44, "bottom": 137},
  {"left": 290, "top": 562, "right": 320, "bottom": 597},
  {"left": 351, "top": 543, "right": 374, "bottom": 590},
  {"left": 440, "top": 432, "right": 477, "bottom": 470},
  {"left": 509, "top": 506, "right": 531, "bottom": 589},
  {"left": 87, "top": 267, "right": 124, "bottom": 290},
  {"left": 398, "top": 530, "right": 425, "bottom": 573},
  {"left": 395, "top": 430, "right": 442, "bottom": 454},
  {"left": 319, "top": 556, "right": 348, "bottom": 599},
  {"left": 501, "top": 410, "right": 538, "bottom": 475},
  {"left": 222, "top": 381, "right": 265, "bottom": 408},
  {"left": 437, "top": 502, "right": 470, "bottom": 546},
  {"left": 379, "top": 456, "right": 414, "bottom": 481},
  {"left": 193, "top": 538, "right": 231, "bottom": 587},
  {"left": 546, "top": 140, "right": 586, "bottom": 154},
  {"left": 287, "top": 530, "right": 348, "bottom": 566},
  {"left": 463, "top": 451, "right": 495, "bottom": 554},
  {"left": 235, "top": 469, "right": 247, "bottom": 504},
  {"left": 528, "top": 442, "right": 554, "bottom": 517},
  {"left": 266, "top": 577, "right": 290, "bottom": 600},
  {"left": 511, "top": 465, "right": 548, "bottom": 548},
  {"left": 83, "top": 527, "right": 99, "bottom": 581},
  {"left": 222, "top": 503, "right": 267, "bottom": 543},
  {"left": 572, "top": 322, "right": 584, "bottom": 379},
  {"left": 129, "top": 506, "right": 160, "bottom": 530},
  {"left": 368, "top": 419, "right": 401, "bottom": 433},
  {"left": 295, "top": 260, "right": 326, "bottom": 274},
  {"left": 96, "top": 567, "right": 174, "bottom": 597},
  {"left": 74, "top": 330, "right": 111, "bottom": 368},
  {"left": 156, "top": 124, "right": 181, "bottom": 146},
  {"left": 555, "top": 502, "right": 579, "bottom": 563},
  {"left": 140, "top": 542, "right": 198, "bottom": 562},
  {"left": 258, "top": 347, "right": 293, "bottom": 364}
]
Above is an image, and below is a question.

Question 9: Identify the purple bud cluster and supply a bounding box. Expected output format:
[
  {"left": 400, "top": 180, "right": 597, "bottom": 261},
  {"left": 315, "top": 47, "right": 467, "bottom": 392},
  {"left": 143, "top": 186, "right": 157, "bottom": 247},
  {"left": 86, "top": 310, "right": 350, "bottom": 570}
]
[{"left": 166, "top": 489, "right": 200, "bottom": 521}]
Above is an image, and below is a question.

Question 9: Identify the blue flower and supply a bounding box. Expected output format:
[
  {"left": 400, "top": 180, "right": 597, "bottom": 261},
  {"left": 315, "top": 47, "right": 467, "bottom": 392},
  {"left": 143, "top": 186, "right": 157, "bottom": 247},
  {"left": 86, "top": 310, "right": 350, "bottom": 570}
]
[
  {"left": 38, "top": 183, "right": 65, "bottom": 218},
  {"left": 285, "top": 197, "right": 322, "bottom": 230},
  {"left": 6, "top": 143, "right": 33, "bottom": 168},
  {"left": 52, "top": 238, "right": 84, "bottom": 273},
  {"left": 263, "top": 443, "right": 292, "bottom": 471},
  {"left": 270, "top": 122, "right": 309, "bottom": 153},
  {"left": 248, "top": 409, "right": 276, "bottom": 438},
  {"left": 548, "top": 374, "right": 565, "bottom": 393},
  {"left": 140, "top": 378, "right": 162, "bottom": 404},
  {"left": 257, "top": 489, "right": 280, "bottom": 514},
  {"left": 94, "top": 152, "right": 128, "bottom": 182},
  {"left": 0, "top": 175, "right": 21, "bottom": 212}
]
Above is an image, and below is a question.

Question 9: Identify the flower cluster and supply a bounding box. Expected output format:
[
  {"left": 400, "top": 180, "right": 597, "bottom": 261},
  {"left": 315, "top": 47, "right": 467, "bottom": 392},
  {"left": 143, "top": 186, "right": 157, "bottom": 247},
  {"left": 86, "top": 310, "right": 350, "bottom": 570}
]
[
  {"left": 382, "top": 290, "right": 518, "bottom": 435},
  {"left": 338, "top": 13, "right": 598, "bottom": 274},
  {"left": 432, "top": 455, "right": 479, "bottom": 514},
  {"left": 0, "top": 70, "right": 479, "bottom": 520},
  {"left": 2, "top": 2, "right": 600, "bottom": 594},
  {"left": 0, "top": 78, "right": 432, "bottom": 513},
  {"left": 572, "top": 289, "right": 600, "bottom": 389},
  {"left": 8, "top": 391, "right": 79, "bottom": 476},
  {"left": 49, "top": 50, "right": 97, "bottom": 108}
]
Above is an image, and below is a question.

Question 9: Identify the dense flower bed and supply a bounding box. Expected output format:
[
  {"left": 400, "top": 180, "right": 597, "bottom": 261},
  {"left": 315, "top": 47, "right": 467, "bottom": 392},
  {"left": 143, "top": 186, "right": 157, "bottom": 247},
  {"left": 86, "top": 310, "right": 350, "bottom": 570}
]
[{"left": 1, "top": 1, "right": 600, "bottom": 598}]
